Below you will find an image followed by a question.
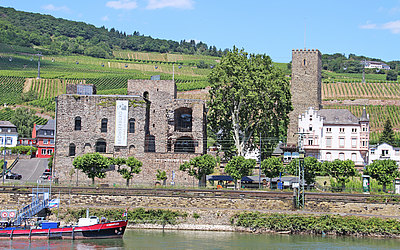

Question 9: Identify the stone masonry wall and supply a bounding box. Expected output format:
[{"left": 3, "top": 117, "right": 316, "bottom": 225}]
[
  {"left": 2, "top": 191, "right": 400, "bottom": 222},
  {"left": 55, "top": 80, "right": 207, "bottom": 187},
  {"left": 287, "top": 49, "right": 322, "bottom": 145},
  {"left": 55, "top": 94, "right": 147, "bottom": 183}
]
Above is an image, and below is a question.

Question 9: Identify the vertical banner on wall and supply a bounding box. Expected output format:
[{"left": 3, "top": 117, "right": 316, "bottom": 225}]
[{"left": 115, "top": 100, "right": 129, "bottom": 146}]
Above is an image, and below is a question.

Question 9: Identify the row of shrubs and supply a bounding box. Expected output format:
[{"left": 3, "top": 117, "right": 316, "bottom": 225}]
[
  {"left": 54, "top": 208, "right": 187, "bottom": 225},
  {"left": 231, "top": 212, "right": 400, "bottom": 236},
  {"left": 2, "top": 146, "right": 37, "bottom": 155}
]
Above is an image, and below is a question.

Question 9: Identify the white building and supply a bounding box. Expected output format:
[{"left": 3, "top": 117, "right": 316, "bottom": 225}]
[
  {"left": 0, "top": 121, "right": 18, "bottom": 148},
  {"left": 298, "top": 107, "right": 370, "bottom": 167},
  {"left": 369, "top": 143, "right": 400, "bottom": 165},
  {"left": 364, "top": 61, "right": 390, "bottom": 70}
]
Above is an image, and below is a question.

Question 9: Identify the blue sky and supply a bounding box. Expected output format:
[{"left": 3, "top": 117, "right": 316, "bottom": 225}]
[{"left": 1, "top": 0, "right": 400, "bottom": 62}]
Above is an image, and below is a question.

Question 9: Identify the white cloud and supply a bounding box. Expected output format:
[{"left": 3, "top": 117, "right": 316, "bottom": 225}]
[
  {"left": 360, "top": 20, "right": 400, "bottom": 34},
  {"left": 146, "top": 0, "right": 194, "bottom": 10},
  {"left": 382, "top": 20, "right": 400, "bottom": 34},
  {"left": 42, "top": 4, "right": 70, "bottom": 12},
  {"left": 102, "top": 16, "right": 110, "bottom": 21},
  {"left": 360, "top": 23, "right": 377, "bottom": 29},
  {"left": 106, "top": 0, "right": 138, "bottom": 10}
]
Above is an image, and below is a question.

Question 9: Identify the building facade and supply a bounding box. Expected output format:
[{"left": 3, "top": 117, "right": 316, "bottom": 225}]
[
  {"left": 55, "top": 80, "right": 206, "bottom": 186},
  {"left": 287, "top": 49, "right": 322, "bottom": 145},
  {"left": 369, "top": 143, "right": 400, "bottom": 165},
  {"left": 364, "top": 61, "right": 390, "bottom": 70},
  {"left": 32, "top": 120, "right": 55, "bottom": 158},
  {"left": 298, "top": 107, "right": 370, "bottom": 167},
  {"left": 0, "top": 121, "right": 18, "bottom": 148}
]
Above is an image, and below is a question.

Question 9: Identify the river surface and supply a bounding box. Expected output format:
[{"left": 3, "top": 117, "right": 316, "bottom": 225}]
[{"left": 0, "top": 229, "right": 399, "bottom": 249}]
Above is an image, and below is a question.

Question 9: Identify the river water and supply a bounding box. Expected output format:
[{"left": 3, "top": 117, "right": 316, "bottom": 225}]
[{"left": 0, "top": 229, "right": 399, "bottom": 249}]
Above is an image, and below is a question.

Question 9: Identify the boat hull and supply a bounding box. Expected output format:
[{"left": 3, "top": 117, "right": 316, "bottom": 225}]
[{"left": 0, "top": 220, "right": 127, "bottom": 240}]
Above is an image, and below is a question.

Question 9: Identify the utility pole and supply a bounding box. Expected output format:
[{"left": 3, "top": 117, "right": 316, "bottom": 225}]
[
  {"left": 258, "top": 131, "right": 262, "bottom": 189},
  {"left": 37, "top": 52, "right": 42, "bottom": 79},
  {"left": 362, "top": 59, "right": 366, "bottom": 84},
  {"left": 2, "top": 133, "right": 5, "bottom": 185},
  {"left": 296, "top": 132, "right": 307, "bottom": 209}
]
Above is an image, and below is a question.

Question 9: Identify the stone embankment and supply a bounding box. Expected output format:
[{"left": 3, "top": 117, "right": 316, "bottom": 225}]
[{"left": 1, "top": 186, "right": 400, "bottom": 234}]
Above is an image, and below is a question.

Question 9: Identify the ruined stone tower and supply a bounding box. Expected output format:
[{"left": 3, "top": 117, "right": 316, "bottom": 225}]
[{"left": 287, "top": 49, "right": 322, "bottom": 145}]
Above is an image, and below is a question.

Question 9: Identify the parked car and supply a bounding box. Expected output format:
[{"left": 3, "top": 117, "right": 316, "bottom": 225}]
[
  {"left": 44, "top": 169, "right": 51, "bottom": 173},
  {"left": 5, "top": 172, "right": 22, "bottom": 180},
  {"left": 40, "top": 172, "right": 51, "bottom": 180}
]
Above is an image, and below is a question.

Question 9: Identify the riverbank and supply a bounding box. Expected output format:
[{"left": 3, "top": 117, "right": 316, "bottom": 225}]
[{"left": 48, "top": 207, "right": 400, "bottom": 238}]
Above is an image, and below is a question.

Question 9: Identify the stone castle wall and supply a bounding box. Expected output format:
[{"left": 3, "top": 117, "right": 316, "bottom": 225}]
[
  {"left": 55, "top": 80, "right": 206, "bottom": 186},
  {"left": 287, "top": 49, "right": 322, "bottom": 145}
]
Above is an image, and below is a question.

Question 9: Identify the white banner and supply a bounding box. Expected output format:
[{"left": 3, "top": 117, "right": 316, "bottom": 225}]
[{"left": 115, "top": 100, "right": 128, "bottom": 146}]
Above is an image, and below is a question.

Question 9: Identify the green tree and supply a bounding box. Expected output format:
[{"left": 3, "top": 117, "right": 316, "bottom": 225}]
[
  {"left": 207, "top": 46, "right": 292, "bottom": 159},
  {"left": 323, "top": 159, "right": 357, "bottom": 191},
  {"left": 111, "top": 157, "right": 126, "bottom": 171},
  {"left": 386, "top": 70, "right": 398, "bottom": 81},
  {"left": 380, "top": 119, "right": 395, "bottom": 145},
  {"left": 9, "top": 107, "right": 36, "bottom": 138},
  {"left": 72, "top": 153, "right": 109, "bottom": 185},
  {"left": 179, "top": 154, "right": 216, "bottom": 187},
  {"left": 21, "top": 90, "right": 38, "bottom": 102},
  {"left": 225, "top": 156, "right": 256, "bottom": 189},
  {"left": 286, "top": 157, "right": 322, "bottom": 186},
  {"left": 48, "top": 154, "right": 53, "bottom": 170},
  {"left": 156, "top": 169, "right": 168, "bottom": 186},
  {"left": 364, "top": 159, "right": 399, "bottom": 192},
  {"left": 261, "top": 157, "right": 283, "bottom": 186},
  {"left": 118, "top": 156, "right": 142, "bottom": 187}
]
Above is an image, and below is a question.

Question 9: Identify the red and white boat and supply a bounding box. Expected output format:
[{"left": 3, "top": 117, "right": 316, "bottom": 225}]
[{"left": 0, "top": 218, "right": 128, "bottom": 240}]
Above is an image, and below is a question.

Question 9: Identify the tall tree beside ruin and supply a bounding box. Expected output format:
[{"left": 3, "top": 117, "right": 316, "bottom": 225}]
[
  {"left": 72, "top": 153, "right": 109, "bottom": 185},
  {"left": 207, "top": 46, "right": 292, "bottom": 159}
]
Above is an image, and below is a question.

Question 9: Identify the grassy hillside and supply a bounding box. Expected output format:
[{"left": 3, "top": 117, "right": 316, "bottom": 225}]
[{"left": 1, "top": 41, "right": 399, "bottom": 142}]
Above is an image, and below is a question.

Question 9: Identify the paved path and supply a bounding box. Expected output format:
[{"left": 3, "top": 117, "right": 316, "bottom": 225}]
[{"left": 6, "top": 158, "right": 49, "bottom": 184}]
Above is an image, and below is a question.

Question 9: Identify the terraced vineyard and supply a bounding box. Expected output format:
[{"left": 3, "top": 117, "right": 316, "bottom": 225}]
[
  {"left": 0, "top": 108, "right": 48, "bottom": 125},
  {"left": 0, "top": 76, "right": 25, "bottom": 104},
  {"left": 322, "top": 81, "right": 400, "bottom": 100}
]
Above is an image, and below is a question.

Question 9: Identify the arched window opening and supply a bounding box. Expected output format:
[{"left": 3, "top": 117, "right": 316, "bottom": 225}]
[
  {"left": 129, "top": 118, "right": 135, "bottom": 133},
  {"left": 101, "top": 118, "right": 108, "bottom": 133},
  {"left": 303, "top": 59, "right": 306, "bottom": 66},
  {"left": 84, "top": 143, "right": 91, "bottom": 153},
  {"left": 174, "top": 136, "right": 195, "bottom": 153},
  {"left": 174, "top": 107, "right": 192, "bottom": 132},
  {"left": 75, "top": 117, "right": 81, "bottom": 131},
  {"left": 129, "top": 145, "right": 135, "bottom": 154},
  {"left": 69, "top": 143, "right": 76, "bottom": 156},
  {"left": 95, "top": 139, "right": 107, "bottom": 153}
]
